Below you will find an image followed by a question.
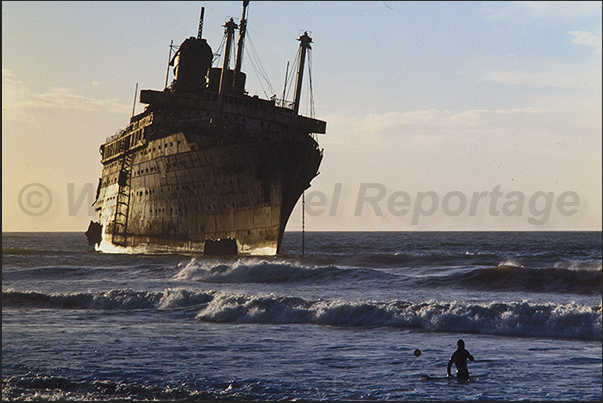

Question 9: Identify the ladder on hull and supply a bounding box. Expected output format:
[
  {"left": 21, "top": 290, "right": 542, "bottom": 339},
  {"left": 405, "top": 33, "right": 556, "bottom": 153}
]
[{"left": 112, "top": 152, "right": 134, "bottom": 246}]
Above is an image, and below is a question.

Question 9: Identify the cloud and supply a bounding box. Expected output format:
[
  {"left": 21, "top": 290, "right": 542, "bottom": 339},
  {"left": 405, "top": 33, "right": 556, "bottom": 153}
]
[
  {"left": 486, "top": 66, "right": 602, "bottom": 90},
  {"left": 34, "top": 86, "right": 129, "bottom": 113},
  {"left": 481, "top": 31, "right": 602, "bottom": 90},
  {"left": 360, "top": 110, "right": 440, "bottom": 133},
  {"left": 568, "top": 30, "right": 603, "bottom": 55},
  {"left": 321, "top": 105, "right": 600, "bottom": 195},
  {"left": 2, "top": 69, "right": 130, "bottom": 123},
  {"left": 485, "top": 1, "right": 602, "bottom": 22},
  {"left": 328, "top": 107, "right": 556, "bottom": 141},
  {"left": 520, "top": 1, "right": 601, "bottom": 20},
  {"left": 2, "top": 69, "right": 37, "bottom": 123}
]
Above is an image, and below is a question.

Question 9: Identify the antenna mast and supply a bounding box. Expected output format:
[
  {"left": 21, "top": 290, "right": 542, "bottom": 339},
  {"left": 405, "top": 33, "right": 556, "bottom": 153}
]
[
  {"left": 293, "top": 32, "right": 312, "bottom": 115},
  {"left": 164, "top": 40, "right": 174, "bottom": 89},
  {"left": 131, "top": 83, "right": 138, "bottom": 117},
  {"left": 233, "top": 1, "right": 249, "bottom": 91},
  {"left": 197, "top": 7, "right": 205, "bottom": 39},
  {"left": 281, "top": 61, "right": 289, "bottom": 107},
  {"left": 218, "top": 18, "right": 237, "bottom": 99}
]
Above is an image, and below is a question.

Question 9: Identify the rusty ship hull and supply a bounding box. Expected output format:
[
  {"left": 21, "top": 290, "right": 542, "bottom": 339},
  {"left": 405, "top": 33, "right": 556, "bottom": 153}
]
[{"left": 86, "top": 3, "right": 325, "bottom": 255}]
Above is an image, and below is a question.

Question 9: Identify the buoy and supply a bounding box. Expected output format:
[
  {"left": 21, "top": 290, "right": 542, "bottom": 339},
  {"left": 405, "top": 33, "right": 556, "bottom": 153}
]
[{"left": 414, "top": 349, "right": 421, "bottom": 357}]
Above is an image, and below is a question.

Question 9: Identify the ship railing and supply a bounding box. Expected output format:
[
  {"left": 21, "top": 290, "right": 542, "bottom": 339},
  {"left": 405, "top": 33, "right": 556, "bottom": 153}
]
[
  {"left": 104, "top": 114, "right": 153, "bottom": 143},
  {"left": 106, "top": 128, "right": 128, "bottom": 143},
  {"left": 275, "top": 98, "right": 295, "bottom": 110}
]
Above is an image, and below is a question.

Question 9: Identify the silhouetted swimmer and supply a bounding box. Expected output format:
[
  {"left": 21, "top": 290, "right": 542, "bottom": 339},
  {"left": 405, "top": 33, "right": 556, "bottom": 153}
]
[{"left": 447, "top": 339, "right": 474, "bottom": 381}]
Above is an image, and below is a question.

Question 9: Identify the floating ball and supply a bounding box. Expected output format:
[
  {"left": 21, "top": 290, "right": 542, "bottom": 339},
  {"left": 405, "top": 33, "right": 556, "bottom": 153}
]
[{"left": 414, "top": 349, "right": 421, "bottom": 357}]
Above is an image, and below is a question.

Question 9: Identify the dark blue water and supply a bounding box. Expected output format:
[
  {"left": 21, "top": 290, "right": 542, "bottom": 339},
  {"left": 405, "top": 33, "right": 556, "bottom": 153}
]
[{"left": 3, "top": 231, "right": 602, "bottom": 400}]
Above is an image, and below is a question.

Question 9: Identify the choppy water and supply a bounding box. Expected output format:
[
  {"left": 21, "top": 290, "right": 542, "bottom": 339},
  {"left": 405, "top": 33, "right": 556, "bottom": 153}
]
[{"left": 2, "top": 231, "right": 602, "bottom": 400}]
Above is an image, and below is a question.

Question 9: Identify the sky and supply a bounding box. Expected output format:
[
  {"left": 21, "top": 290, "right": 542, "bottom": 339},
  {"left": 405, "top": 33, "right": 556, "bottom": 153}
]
[{"left": 2, "top": 1, "right": 602, "bottom": 232}]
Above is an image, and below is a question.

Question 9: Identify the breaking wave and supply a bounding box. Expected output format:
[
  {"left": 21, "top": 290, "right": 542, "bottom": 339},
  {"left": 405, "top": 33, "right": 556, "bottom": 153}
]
[
  {"left": 195, "top": 292, "right": 602, "bottom": 340},
  {"left": 173, "top": 257, "right": 601, "bottom": 294},
  {"left": 3, "top": 288, "right": 601, "bottom": 340},
  {"left": 2, "top": 288, "right": 214, "bottom": 310},
  {"left": 173, "top": 258, "right": 396, "bottom": 283}
]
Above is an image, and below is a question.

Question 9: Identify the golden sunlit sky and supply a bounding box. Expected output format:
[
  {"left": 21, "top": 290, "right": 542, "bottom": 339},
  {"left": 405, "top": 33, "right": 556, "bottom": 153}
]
[{"left": 2, "top": 1, "right": 602, "bottom": 232}]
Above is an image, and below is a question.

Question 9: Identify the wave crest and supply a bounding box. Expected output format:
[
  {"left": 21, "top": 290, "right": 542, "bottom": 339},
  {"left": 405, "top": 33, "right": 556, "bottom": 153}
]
[
  {"left": 4, "top": 288, "right": 600, "bottom": 340},
  {"left": 2, "top": 288, "right": 213, "bottom": 310},
  {"left": 173, "top": 258, "right": 394, "bottom": 283},
  {"left": 196, "top": 293, "right": 602, "bottom": 340}
]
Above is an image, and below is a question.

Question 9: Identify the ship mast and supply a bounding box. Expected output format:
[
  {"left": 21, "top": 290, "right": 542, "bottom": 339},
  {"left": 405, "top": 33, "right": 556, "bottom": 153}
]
[
  {"left": 292, "top": 32, "right": 312, "bottom": 116},
  {"left": 218, "top": 18, "right": 237, "bottom": 99},
  {"left": 233, "top": 1, "right": 249, "bottom": 92}
]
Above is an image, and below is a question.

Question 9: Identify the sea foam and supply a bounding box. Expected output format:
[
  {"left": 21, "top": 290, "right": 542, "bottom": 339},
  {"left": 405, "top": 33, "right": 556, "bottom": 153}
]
[
  {"left": 4, "top": 287, "right": 601, "bottom": 340},
  {"left": 195, "top": 293, "right": 602, "bottom": 340},
  {"left": 173, "top": 258, "right": 394, "bottom": 283},
  {"left": 2, "top": 288, "right": 214, "bottom": 310}
]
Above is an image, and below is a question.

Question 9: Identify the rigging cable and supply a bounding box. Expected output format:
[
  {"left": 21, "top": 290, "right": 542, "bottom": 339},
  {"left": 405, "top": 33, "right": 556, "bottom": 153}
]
[
  {"left": 245, "top": 31, "right": 276, "bottom": 98},
  {"left": 165, "top": 40, "right": 174, "bottom": 89},
  {"left": 302, "top": 191, "right": 305, "bottom": 255},
  {"left": 284, "top": 49, "right": 300, "bottom": 104},
  {"left": 307, "top": 50, "right": 315, "bottom": 118},
  {"left": 213, "top": 33, "right": 227, "bottom": 65}
]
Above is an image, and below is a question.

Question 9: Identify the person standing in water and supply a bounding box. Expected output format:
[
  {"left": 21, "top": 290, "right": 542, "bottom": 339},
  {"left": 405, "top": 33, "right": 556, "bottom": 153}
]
[{"left": 447, "top": 339, "right": 474, "bottom": 380}]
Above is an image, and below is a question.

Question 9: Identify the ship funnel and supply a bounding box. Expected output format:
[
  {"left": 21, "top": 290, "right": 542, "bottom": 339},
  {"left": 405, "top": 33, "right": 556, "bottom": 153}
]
[{"left": 171, "top": 37, "right": 213, "bottom": 93}]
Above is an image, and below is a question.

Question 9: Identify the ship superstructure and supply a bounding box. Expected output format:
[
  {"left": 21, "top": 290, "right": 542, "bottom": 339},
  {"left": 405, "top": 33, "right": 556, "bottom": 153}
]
[{"left": 86, "top": 2, "right": 325, "bottom": 255}]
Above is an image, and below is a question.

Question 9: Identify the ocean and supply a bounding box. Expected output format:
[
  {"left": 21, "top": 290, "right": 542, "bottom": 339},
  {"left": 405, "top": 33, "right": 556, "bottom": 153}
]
[{"left": 2, "top": 231, "right": 601, "bottom": 401}]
